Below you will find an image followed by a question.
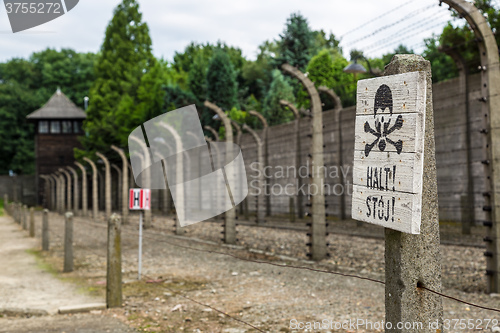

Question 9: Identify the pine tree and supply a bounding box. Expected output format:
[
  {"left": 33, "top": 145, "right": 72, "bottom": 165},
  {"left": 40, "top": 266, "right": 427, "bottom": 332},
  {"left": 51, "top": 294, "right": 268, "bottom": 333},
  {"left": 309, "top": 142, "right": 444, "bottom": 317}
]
[
  {"left": 204, "top": 49, "right": 238, "bottom": 128},
  {"left": 276, "top": 13, "right": 314, "bottom": 71},
  {"left": 81, "top": 0, "right": 155, "bottom": 154},
  {"left": 263, "top": 69, "right": 295, "bottom": 126}
]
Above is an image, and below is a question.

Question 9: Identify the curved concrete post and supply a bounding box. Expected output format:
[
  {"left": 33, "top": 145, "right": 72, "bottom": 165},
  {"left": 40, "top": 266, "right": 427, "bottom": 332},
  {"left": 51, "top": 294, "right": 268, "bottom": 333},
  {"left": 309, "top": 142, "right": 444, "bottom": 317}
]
[
  {"left": 129, "top": 137, "right": 152, "bottom": 229},
  {"left": 40, "top": 175, "right": 50, "bottom": 209},
  {"left": 83, "top": 157, "right": 99, "bottom": 221},
  {"left": 230, "top": 120, "right": 242, "bottom": 146},
  {"left": 204, "top": 125, "right": 219, "bottom": 141},
  {"left": 439, "top": 46, "right": 474, "bottom": 235},
  {"left": 111, "top": 145, "right": 129, "bottom": 224},
  {"left": 48, "top": 174, "right": 57, "bottom": 211},
  {"left": 442, "top": 0, "right": 500, "bottom": 293},
  {"left": 111, "top": 164, "right": 122, "bottom": 212},
  {"left": 205, "top": 136, "right": 222, "bottom": 221},
  {"left": 155, "top": 141, "right": 173, "bottom": 215},
  {"left": 59, "top": 168, "right": 72, "bottom": 212},
  {"left": 280, "top": 100, "right": 304, "bottom": 220},
  {"left": 75, "top": 162, "right": 88, "bottom": 217},
  {"left": 204, "top": 100, "right": 236, "bottom": 244},
  {"left": 159, "top": 123, "right": 184, "bottom": 235},
  {"left": 58, "top": 172, "right": 65, "bottom": 214},
  {"left": 96, "top": 152, "right": 112, "bottom": 220},
  {"left": 242, "top": 124, "right": 265, "bottom": 224},
  {"left": 229, "top": 120, "right": 244, "bottom": 216},
  {"left": 318, "top": 86, "right": 346, "bottom": 220},
  {"left": 282, "top": 63, "right": 326, "bottom": 261},
  {"left": 249, "top": 110, "right": 271, "bottom": 217},
  {"left": 67, "top": 167, "right": 79, "bottom": 215}
]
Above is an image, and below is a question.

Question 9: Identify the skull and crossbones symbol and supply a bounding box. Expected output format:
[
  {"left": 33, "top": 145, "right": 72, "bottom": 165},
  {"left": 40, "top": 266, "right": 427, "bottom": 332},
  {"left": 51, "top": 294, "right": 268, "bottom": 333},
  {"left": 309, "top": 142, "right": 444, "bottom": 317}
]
[{"left": 364, "top": 84, "right": 403, "bottom": 157}]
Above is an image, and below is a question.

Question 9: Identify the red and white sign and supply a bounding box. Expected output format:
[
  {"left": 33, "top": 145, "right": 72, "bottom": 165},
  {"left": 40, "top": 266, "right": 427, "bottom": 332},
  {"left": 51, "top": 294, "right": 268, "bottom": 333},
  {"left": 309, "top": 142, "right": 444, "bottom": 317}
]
[{"left": 129, "top": 189, "right": 151, "bottom": 210}]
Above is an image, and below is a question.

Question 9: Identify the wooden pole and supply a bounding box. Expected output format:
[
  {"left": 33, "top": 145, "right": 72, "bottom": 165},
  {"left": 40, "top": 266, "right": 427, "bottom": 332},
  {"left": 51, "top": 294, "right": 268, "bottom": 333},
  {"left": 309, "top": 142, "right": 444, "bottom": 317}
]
[{"left": 106, "top": 213, "right": 122, "bottom": 308}]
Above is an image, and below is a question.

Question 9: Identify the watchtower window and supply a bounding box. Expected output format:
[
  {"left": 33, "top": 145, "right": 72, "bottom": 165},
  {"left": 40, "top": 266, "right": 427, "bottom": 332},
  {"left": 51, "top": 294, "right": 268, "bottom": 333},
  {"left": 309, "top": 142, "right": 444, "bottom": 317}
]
[
  {"left": 73, "top": 121, "right": 81, "bottom": 134},
  {"left": 38, "top": 120, "right": 49, "bottom": 134},
  {"left": 50, "top": 121, "right": 61, "bottom": 134},
  {"left": 62, "top": 120, "right": 72, "bottom": 133}
]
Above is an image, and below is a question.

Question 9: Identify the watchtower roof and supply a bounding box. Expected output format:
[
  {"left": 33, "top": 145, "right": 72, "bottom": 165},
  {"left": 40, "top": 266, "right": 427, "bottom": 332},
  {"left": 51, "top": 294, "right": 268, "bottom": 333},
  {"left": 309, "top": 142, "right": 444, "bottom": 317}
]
[{"left": 26, "top": 88, "right": 86, "bottom": 120}]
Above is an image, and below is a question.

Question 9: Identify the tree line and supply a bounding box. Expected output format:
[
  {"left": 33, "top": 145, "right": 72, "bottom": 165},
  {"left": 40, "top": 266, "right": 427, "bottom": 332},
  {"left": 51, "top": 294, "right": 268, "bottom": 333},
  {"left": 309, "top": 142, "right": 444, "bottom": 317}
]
[{"left": 0, "top": 0, "right": 498, "bottom": 174}]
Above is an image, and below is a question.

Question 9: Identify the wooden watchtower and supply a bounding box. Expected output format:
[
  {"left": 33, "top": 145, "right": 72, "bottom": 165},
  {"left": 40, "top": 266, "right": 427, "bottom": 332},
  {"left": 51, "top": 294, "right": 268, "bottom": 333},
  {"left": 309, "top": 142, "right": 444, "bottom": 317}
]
[{"left": 26, "top": 88, "right": 86, "bottom": 204}]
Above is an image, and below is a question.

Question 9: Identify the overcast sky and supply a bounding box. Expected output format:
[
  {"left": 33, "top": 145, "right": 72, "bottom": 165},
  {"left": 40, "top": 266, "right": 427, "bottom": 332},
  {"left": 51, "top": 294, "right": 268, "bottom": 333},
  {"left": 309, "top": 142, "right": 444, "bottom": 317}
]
[{"left": 0, "top": 0, "right": 461, "bottom": 63}]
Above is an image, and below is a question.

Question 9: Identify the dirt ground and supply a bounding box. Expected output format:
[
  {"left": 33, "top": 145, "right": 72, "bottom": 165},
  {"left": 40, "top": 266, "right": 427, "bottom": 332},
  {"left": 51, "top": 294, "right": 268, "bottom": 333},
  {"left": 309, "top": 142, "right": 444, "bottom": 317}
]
[{"left": 8, "top": 210, "right": 497, "bottom": 333}]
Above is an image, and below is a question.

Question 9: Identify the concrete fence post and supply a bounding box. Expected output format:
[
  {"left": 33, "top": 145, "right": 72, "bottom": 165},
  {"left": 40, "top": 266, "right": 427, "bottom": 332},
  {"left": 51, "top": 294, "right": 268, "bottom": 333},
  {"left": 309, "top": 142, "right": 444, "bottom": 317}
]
[
  {"left": 282, "top": 64, "right": 327, "bottom": 261},
  {"left": 249, "top": 110, "right": 270, "bottom": 217},
  {"left": 242, "top": 124, "right": 265, "bottom": 224},
  {"left": 111, "top": 164, "right": 122, "bottom": 212},
  {"left": 75, "top": 162, "right": 88, "bottom": 217},
  {"left": 29, "top": 207, "right": 34, "bottom": 237},
  {"left": 63, "top": 212, "right": 73, "bottom": 273},
  {"left": 158, "top": 125, "right": 184, "bottom": 235},
  {"left": 96, "top": 152, "right": 112, "bottom": 220},
  {"left": 59, "top": 173, "right": 66, "bottom": 213},
  {"left": 441, "top": 0, "right": 500, "bottom": 294},
  {"left": 67, "top": 167, "right": 79, "bottom": 216},
  {"left": 204, "top": 100, "right": 237, "bottom": 244},
  {"left": 83, "top": 157, "right": 99, "bottom": 221},
  {"left": 22, "top": 205, "right": 27, "bottom": 230},
  {"left": 106, "top": 213, "right": 122, "bottom": 308},
  {"left": 59, "top": 168, "right": 72, "bottom": 212},
  {"left": 42, "top": 209, "right": 49, "bottom": 251},
  {"left": 3, "top": 194, "right": 8, "bottom": 215},
  {"left": 384, "top": 54, "right": 443, "bottom": 332},
  {"left": 280, "top": 100, "right": 303, "bottom": 220},
  {"left": 317, "top": 86, "right": 345, "bottom": 220},
  {"left": 111, "top": 146, "right": 129, "bottom": 224}
]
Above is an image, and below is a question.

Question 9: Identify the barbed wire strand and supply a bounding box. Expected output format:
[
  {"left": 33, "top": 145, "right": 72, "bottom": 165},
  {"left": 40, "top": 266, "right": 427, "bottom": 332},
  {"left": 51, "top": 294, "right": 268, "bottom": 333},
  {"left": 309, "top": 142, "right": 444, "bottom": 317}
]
[
  {"left": 340, "top": 0, "right": 416, "bottom": 39},
  {"left": 71, "top": 217, "right": 500, "bottom": 314}
]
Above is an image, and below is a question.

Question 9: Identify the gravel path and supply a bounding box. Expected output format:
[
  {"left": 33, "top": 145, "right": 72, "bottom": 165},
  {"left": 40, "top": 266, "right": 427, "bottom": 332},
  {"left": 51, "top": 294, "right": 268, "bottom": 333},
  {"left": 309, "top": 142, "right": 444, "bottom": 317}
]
[
  {"left": 31, "top": 211, "right": 500, "bottom": 332},
  {"left": 0, "top": 216, "right": 138, "bottom": 333}
]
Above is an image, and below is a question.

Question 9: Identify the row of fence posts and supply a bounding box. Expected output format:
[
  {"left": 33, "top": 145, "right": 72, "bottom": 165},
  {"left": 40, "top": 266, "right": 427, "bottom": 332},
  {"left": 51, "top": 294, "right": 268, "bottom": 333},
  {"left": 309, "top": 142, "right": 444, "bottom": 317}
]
[{"left": 3, "top": 194, "right": 123, "bottom": 308}]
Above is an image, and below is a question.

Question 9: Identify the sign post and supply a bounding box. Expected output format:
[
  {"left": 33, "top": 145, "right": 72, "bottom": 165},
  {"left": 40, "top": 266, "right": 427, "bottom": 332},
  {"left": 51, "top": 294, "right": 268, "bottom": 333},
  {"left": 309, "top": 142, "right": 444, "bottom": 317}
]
[
  {"left": 129, "top": 188, "right": 151, "bottom": 280},
  {"left": 352, "top": 55, "right": 443, "bottom": 331}
]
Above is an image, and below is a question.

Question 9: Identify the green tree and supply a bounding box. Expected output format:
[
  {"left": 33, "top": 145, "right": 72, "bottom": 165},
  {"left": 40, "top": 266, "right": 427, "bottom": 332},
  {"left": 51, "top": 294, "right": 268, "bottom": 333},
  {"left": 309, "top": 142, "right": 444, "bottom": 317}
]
[
  {"left": 188, "top": 53, "right": 208, "bottom": 101},
  {"left": 263, "top": 69, "right": 295, "bottom": 126},
  {"left": 80, "top": 0, "right": 155, "bottom": 155},
  {"left": 0, "top": 49, "right": 96, "bottom": 174},
  {"left": 275, "top": 13, "right": 315, "bottom": 71},
  {"left": 204, "top": 49, "right": 239, "bottom": 128}
]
